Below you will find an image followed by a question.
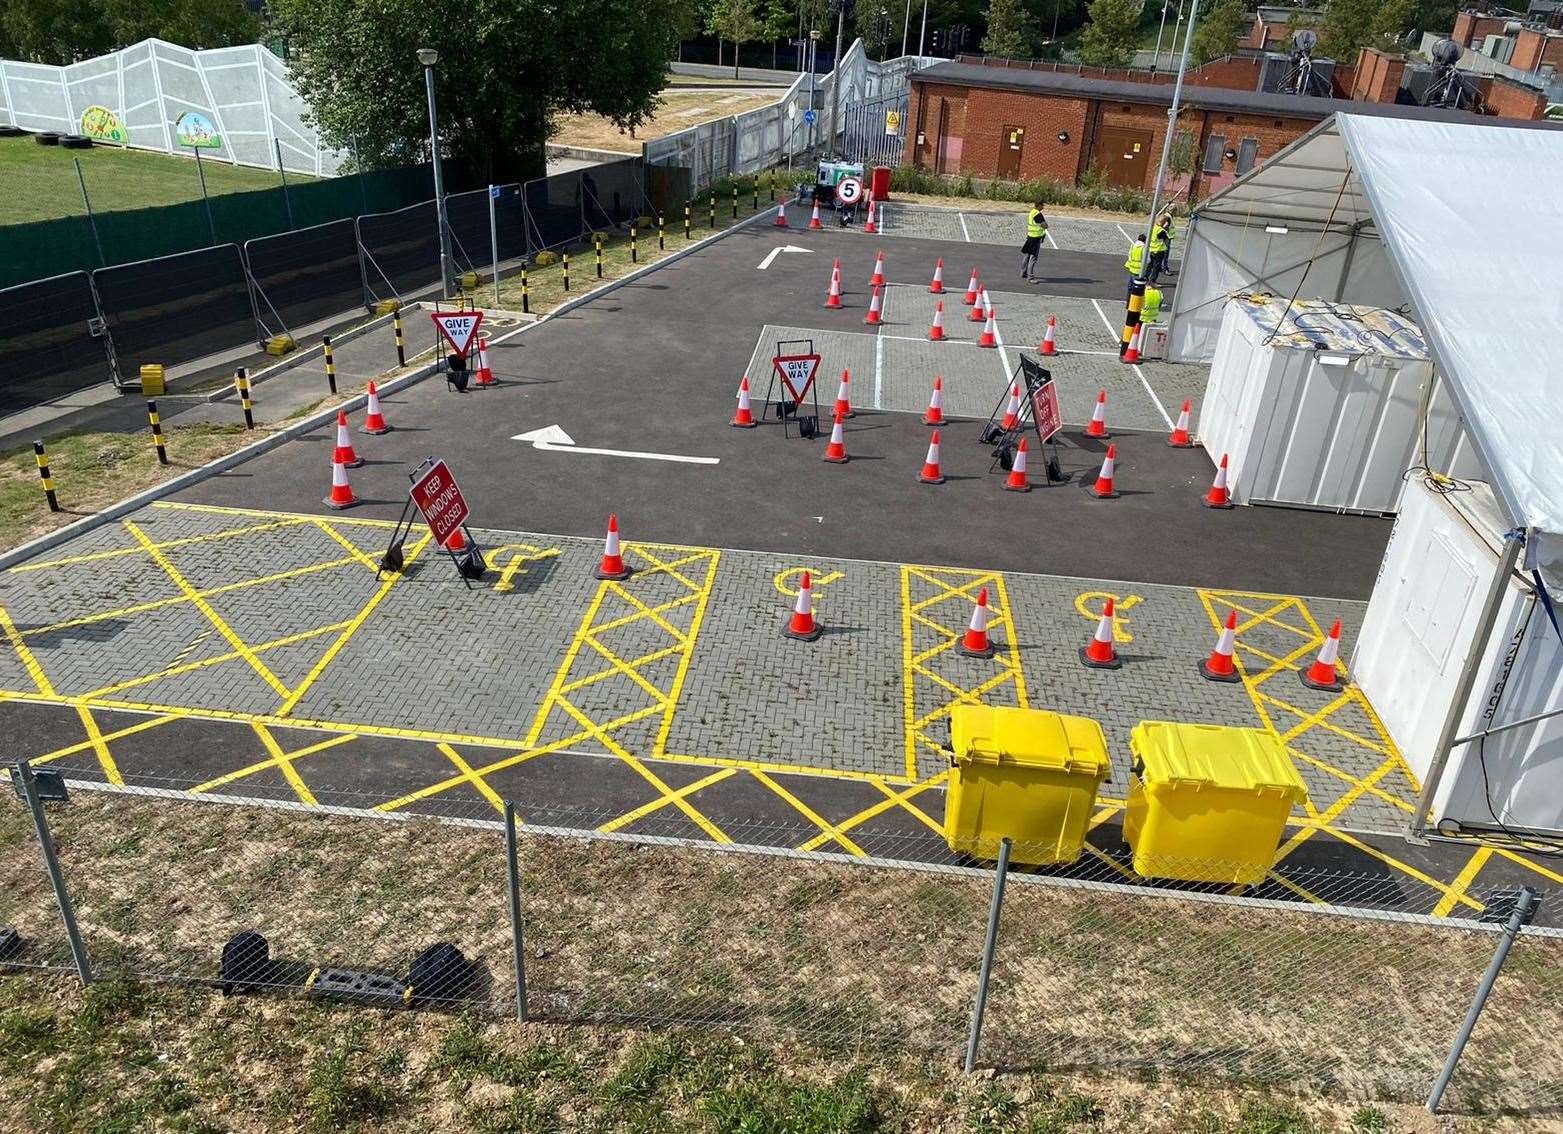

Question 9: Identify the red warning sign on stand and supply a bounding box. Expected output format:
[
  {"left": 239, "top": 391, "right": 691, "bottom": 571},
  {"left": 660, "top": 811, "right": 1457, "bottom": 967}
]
[
  {"left": 430, "top": 310, "right": 485, "bottom": 359},
  {"left": 1031, "top": 380, "right": 1063, "bottom": 442},
  {"left": 408, "top": 459, "right": 471, "bottom": 546},
  {"left": 771, "top": 351, "right": 822, "bottom": 406}
]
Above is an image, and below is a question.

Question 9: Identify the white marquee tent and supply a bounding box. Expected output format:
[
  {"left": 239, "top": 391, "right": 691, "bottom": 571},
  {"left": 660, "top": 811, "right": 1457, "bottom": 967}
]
[{"left": 1166, "top": 112, "right": 1563, "bottom": 838}]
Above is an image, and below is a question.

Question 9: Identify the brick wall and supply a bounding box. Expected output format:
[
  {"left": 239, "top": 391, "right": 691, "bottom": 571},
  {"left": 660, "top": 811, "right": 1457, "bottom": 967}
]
[
  {"left": 1511, "top": 28, "right": 1563, "bottom": 70},
  {"left": 1186, "top": 56, "right": 1266, "bottom": 90},
  {"left": 1350, "top": 49, "right": 1407, "bottom": 103},
  {"left": 1484, "top": 75, "right": 1548, "bottom": 117},
  {"left": 1453, "top": 12, "right": 1512, "bottom": 46}
]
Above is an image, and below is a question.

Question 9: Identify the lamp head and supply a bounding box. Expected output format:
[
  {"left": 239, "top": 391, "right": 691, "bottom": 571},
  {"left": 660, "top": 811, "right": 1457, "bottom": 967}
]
[{"left": 417, "top": 48, "right": 439, "bottom": 67}]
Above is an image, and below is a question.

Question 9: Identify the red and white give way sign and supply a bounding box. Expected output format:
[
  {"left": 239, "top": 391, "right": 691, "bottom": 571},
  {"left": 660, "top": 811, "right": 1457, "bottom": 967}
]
[
  {"left": 409, "top": 459, "right": 470, "bottom": 546},
  {"left": 430, "top": 310, "right": 485, "bottom": 358}
]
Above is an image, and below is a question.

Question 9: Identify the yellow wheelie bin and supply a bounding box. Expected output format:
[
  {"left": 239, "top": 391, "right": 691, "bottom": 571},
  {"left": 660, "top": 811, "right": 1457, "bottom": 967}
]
[
  {"left": 944, "top": 705, "right": 1111, "bottom": 866},
  {"left": 1124, "top": 721, "right": 1308, "bottom": 885}
]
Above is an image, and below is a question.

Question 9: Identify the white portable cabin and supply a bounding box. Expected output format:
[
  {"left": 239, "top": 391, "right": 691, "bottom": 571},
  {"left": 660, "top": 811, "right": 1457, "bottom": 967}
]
[{"left": 1167, "top": 113, "right": 1563, "bottom": 838}]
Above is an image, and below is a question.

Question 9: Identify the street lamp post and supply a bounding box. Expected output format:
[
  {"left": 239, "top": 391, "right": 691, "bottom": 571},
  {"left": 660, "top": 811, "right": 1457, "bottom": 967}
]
[
  {"left": 418, "top": 47, "right": 454, "bottom": 296},
  {"left": 918, "top": 0, "right": 928, "bottom": 56}
]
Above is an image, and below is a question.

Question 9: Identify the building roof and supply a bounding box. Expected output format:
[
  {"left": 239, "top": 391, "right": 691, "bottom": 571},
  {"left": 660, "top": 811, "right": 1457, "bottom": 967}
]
[{"left": 910, "top": 60, "right": 1551, "bottom": 123}]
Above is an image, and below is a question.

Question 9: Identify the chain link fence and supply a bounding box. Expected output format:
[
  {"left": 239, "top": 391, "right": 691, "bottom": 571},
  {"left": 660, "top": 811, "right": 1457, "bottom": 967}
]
[{"left": 3, "top": 763, "right": 1560, "bottom": 1117}]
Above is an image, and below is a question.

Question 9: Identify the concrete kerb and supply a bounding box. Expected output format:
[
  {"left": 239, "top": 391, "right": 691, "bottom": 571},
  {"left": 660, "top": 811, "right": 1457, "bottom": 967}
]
[
  {"left": 0, "top": 207, "right": 777, "bottom": 573},
  {"left": 205, "top": 307, "right": 397, "bottom": 403}
]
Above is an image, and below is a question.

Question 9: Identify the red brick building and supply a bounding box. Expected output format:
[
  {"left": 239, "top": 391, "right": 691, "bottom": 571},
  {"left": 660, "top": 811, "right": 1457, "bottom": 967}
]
[{"left": 904, "top": 58, "right": 1549, "bottom": 202}]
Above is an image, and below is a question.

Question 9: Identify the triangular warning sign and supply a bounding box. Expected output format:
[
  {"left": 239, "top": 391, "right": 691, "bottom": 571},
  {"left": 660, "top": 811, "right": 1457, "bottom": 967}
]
[
  {"left": 431, "top": 309, "right": 485, "bottom": 358},
  {"left": 772, "top": 352, "right": 821, "bottom": 406}
]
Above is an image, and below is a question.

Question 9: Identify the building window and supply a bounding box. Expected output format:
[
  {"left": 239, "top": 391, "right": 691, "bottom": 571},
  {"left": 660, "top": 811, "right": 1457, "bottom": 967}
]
[
  {"left": 1236, "top": 137, "right": 1260, "bottom": 175},
  {"left": 1203, "top": 134, "right": 1227, "bottom": 174}
]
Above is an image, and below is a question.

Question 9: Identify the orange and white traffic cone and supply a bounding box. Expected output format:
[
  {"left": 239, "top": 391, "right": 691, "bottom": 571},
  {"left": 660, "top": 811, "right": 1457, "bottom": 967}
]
[
  {"left": 732, "top": 375, "right": 757, "bottom": 428},
  {"left": 969, "top": 287, "right": 987, "bottom": 322},
  {"left": 1122, "top": 323, "right": 1142, "bottom": 364},
  {"left": 332, "top": 410, "right": 363, "bottom": 468},
  {"left": 833, "top": 368, "right": 854, "bottom": 418},
  {"left": 977, "top": 306, "right": 997, "bottom": 348},
  {"left": 1005, "top": 437, "right": 1031, "bottom": 492},
  {"left": 864, "top": 284, "right": 883, "bottom": 326},
  {"left": 1091, "top": 443, "right": 1118, "bottom": 499},
  {"left": 863, "top": 195, "right": 878, "bottom": 234},
  {"left": 1200, "top": 609, "right": 1241, "bottom": 683},
  {"left": 1204, "top": 454, "right": 1234, "bottom": 509},
  {"left": 870, "top": 249, "right": 885, "bottom": 287},
  {"left": 596, "top": 514, "right": 630, "bottom": 579},
  {"left": 361, "top": 380, "right": 390, "bottom": 434},
  {"left": 1168, "top": 399, "right": 1193, "bottom": 447},
  {"left": 473, "top": 334, "right": 494, "bottom": 386},
  {"left": 999, "top": 383, "right": 1022, "bottom": 431},
  {"left": 822, "top": 410, "right": 849, "bottom": 463},
  {"left": 928, "top": 300, "right": 946, "bottom": 341},
  {"left": 962, "top": 268, "right": 979, "bottom": 305},
  {"left": 919, "top": 430, "right": 945, "bottom": 484},
  {"left": 923, "top": 376, "right": 945, "bottom": 425},
  {"left": 1085, "top": 389, "right": 1109, "bottom": 438},
  {"left": 1080, "top": 597, "right": 1122, "bottom": 669},
  {"left": 1301, "top": 619, "right": 1346, "bottom": 691},
  {"left": 1039, "top": 314, "right": 1058, "bottom": 356},
  {"left": 785, "top": 570, "right": 823, "bottom": 640},
  {"left": 774, "top": 201, "right": 788, "bottom": 227},
  {"left": 929, "top": 258, "right": 945, "bottom": 293},
  {"left": 959, "top": 587, "right": 997, "bottom": 658},
  {"left": 809, "top": 200, "right": 823, "bottom": 230},
  {"left": 824, "top": 267, "right": 843, "bottom": 309},
  {"left": 323, "top": 455, "right": 357, "bottom": 509}
]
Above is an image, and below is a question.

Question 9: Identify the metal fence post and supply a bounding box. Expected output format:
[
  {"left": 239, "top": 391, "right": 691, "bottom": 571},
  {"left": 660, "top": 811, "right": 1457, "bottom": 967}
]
[
  {"left": 192, "top": 146, "right": 217, "bottom": 246},
  {"left": 74, "top": 158, "right": 107, "bottom": 267},
  {"left": 503, "top": 801, "right": 529, "bottom": 1023},
  {"left": 963, "top": 836, "right": 1011, "bottom": 1074},
  {"left": 13, "top": 760, "right": 93, "bottom": 985},
  {"left": 275, "top": 140, "right": 295, "bottom": 231},
  {"left": 488, "top": 185, "right": 501, "bottom": 308},
  {"left": 1427, "top": 886, "right": 1538, "bottom": 1113}
]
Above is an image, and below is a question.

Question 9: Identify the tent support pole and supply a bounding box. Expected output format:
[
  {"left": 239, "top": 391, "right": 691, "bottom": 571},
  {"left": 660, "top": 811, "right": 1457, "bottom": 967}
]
[
  {"left": 1334, "top": 223, "right": 1362, "bottom": 301},
  {"left": 1408, "top": 531, "right": 1524, "bottom": 843}
]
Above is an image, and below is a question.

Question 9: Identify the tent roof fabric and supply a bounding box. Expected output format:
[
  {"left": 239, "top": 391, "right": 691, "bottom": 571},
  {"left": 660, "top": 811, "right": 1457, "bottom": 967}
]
[
  {"left": 909, "top": 61, "right": 1556, "bottom": 125},
  {"left": 1193, "top": 113, "right": 1563, "bottom": 537}
]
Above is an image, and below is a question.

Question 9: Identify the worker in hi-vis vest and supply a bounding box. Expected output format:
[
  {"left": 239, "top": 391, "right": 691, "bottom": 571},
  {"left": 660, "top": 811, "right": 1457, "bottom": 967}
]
[
  {"left": 1141, "top": 285, "right": 1163, "bottom": 324},
  {"left": 1148, "top": 215, "right": 1172, "bottom": 283},
  {"left": 1125, "top": 234, "right": 1147, "bottom": 302},
  {"left": 1020, "top": 202, "right": 1048, "bottom": 283}
]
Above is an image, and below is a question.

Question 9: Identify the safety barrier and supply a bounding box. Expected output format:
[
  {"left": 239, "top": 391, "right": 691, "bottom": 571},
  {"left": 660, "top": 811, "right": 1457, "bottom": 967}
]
[
  {"left": 244, "top": 219, "right": 363, "bottom": 342},
  {"left": 92, "top": 245, "right": 255, "bottom": 382},
  {"left": 0, "top": 272, "right": 116, "bottom": 418}
]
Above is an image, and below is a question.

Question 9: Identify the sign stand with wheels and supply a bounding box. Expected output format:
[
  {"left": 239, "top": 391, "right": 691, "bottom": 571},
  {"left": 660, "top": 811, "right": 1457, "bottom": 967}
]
[
  {"left": 431, "top": 307, "right": 485, "bottom": 393},
  {"left": 380, "top": 456, "right": 485, "bottom": 586},
  {"left": 762, "top": 339, "right": 823, "bottom": 439},
  {"left": 980, "top": 356, "right": 1067, "bottom": 484}
]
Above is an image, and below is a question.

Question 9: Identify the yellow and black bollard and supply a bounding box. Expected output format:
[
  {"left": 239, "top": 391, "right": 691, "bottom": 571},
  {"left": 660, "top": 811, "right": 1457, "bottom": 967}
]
[
  {"left": 768, "top": 169, "right": 775, "bottom": 202},
  {"left": 322, "top": 335, "right": 338, "bottom": 394},
  {"left": 708, "top": 193, "right": 716, "bottom": 229},
  {"left": 732, "top": 184, "right": 738, "bottom": 220},
  {"left": 658, "top": 214, "right": 666, "bottom": 251},
  {"left": 235, "top": 367, "right": 254, "bottom": 429},
  {"left": 751, "top": 178, "right": 758, "bottom": 213},
  {"left": 147, "top": 400, "right": 169, "bottom": 465},
  {"left": 33, "top": 440, "right": 59, "bottom": 512},
  {"left": 595, "top": 233, "right": 603, "bottom": 279},
  {"left": 683, "top": 203, "right": 692, "bottom": 240},
  {"left": 1120, "top": 281, "right": 1146, "bottom": 359},
  {"left": 562, "top": 252, "right": 570, "bottom": 292},
  {"left": 393, "top": 312, "right": 406, "bottom": 367},
  {"left": 521, "top": 265, "right": 531, "bottom": 314},
  {"left": 631, "top": 224, "right": 638, "bottom": 264}
]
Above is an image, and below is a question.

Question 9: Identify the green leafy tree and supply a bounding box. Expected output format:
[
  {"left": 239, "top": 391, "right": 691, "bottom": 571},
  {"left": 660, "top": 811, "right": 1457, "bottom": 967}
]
[
  {"left": 1191, "top": 0, "right": 1246, "bottom": 64},
  {"left": 761, "top": 0, "right": 794, "bottom": 65},
  {"left": 0, "top": 0, "right": 259, "bottom": 65},
  {"left": 708, "top": 0, "right": 763, "bottom": 74},
  {"left": 1319, "top": 0, "right": 1416, "bottom": 60},
  {"left": 1077, "top": 0, "right": 1141, "bottom": 66},
  {"left": 270, "top": 0, "right": 681, "bottom": 185},
  {"left": 981, "top": 0, "right": 1029, "bottom": 56}
]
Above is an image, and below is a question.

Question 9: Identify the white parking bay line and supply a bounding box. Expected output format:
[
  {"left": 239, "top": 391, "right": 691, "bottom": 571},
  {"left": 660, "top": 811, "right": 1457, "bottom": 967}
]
[{"left": 958, "top": 212, "right": 972, "bottom": 242}]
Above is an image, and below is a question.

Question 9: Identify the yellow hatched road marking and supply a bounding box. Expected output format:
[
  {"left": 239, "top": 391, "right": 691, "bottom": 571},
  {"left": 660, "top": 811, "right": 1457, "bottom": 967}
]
[
  {"left": 599, "top": 768, "right": 736, "bottom": 834},
  {"left": 749, "top": 770, "right": 865, "bottom": 856},
  {"left": 152, "top": 500, "right": 404, "bottom": 528},
  {"left": 309, "top": 518, "right": 386, "bottom": 573},
  {"left": 127, "top": 521, "right": 291, "bottom": 700},
  {"left": 190, "top": 726, "right": 356, "bottom": 800},
  {"left": 1433, "top": 847, "right": 1494, "bottom": 918},
  {"left": 0, "top": 603, "right": 55, "bottom": 696},
  {"left": 78, "top": 621, "right": 350, "bottom": 701},
  {"left": 433, "top": 742, "right": 506, "bottom": 813},
  {"left": 23, "top": 713, "right": 179, "bottom": 768},
  {"left": 9, "top": 517, "right": 310, "bottom": 573},
  {"left": 1323, "top": 824, "right": 1484, "bottom": 913},
  {"left": 74, "top": 705, "right": 125, "bottom": 785}
]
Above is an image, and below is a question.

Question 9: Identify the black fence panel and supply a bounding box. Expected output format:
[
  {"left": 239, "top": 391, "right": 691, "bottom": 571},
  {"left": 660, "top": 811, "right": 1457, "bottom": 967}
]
[
  {"left": 0, "top": 272, "right": 115, "bottom": 417},
  {"left": 357, "top": 200, "right": 440, "bottom": 302},
  {"left": 93, "top": 245, "right": 256, "bottom": 378},
  {"left": 245, "top": 219, "right": 365, "bottom": 337},
  {"left": 582, "top": 159, "right": 651, "bottom": 229},
  {"left": 444, "top": 189, "right": 492, "bottom": 275},
  {"left": 524, "top": 171, "right": 585, "bottom": 252}
]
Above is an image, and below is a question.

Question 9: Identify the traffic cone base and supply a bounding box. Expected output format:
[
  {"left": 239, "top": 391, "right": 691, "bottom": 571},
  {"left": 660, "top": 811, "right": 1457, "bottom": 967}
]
[
  {"left": 1079, "top": 644, "right": 1124, "bottom": 670},
  {"left": 1301, "top": 665, "right": 1345, "bottom": 692},
  {"left": 786, "top": 619, "right": 823, "bottom": 642},
  {"left": 1200, "top": 657, "right": 1242, "bottom": 683},
  {"left": 596, "top": 515, "right": 631, "bottom": 580},
  {"left": 961, "top": 638, "right": 997, "bottom": 659},
  {"left": 361, "top": 380, "right": 390, "bottom": 434},
  {"left": 731, "top": 376, "right": 757, "bottom": 428},
  {"left": 324, "top": 461, "right": 357, "bottom": 510}
]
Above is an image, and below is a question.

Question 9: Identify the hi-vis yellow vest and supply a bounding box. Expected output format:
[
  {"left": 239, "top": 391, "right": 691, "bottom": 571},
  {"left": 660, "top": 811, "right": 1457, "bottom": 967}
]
[{"left": 1125, "top": 241, "right": 1145, "bottom": 275}]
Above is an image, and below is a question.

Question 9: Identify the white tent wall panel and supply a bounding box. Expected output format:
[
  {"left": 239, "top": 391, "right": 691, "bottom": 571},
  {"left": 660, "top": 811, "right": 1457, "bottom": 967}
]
[{"left": 0, "top": 38, "right": 342, "bottom": 175}]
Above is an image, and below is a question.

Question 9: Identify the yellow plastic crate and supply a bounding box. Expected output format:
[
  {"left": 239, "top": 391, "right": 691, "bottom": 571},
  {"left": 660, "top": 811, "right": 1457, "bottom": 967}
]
[
  {"left": 138, "top": 363, "right": 165, "bottom": 395},
  {"left": 944, "top": 705, "right": 1111, "bottom": 866},
  {"left": 373, "top": 299, "right": 401, "bottom": 316},
  {"left": 1125, "top": 721, "right": 1308, "bottom": 885},
  {"left": 264, "top": 334, "right": 296, "bottom": 356}
]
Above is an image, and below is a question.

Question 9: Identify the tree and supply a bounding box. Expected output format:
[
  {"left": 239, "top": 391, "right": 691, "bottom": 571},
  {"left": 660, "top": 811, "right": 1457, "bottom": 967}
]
[
  {"left": 761, "top": 0, "right": 793, "bottom": 66},
  {"left": 1191, "top": 0, "right": 1246, "bottom": 64},
  {"left": 1077, "top": 0, "right": 1140, "bottom": 66},
  {"left": 708, "top": 0, "right": 762, "bottom": 74},
  {"left": 981, "top": 0, "right": 1028, "bottom": 56},
  {"left": 270, "top": 0, "right": 681, "bottom": 185},
  {"left": 0, "top": 0, "right": 259, "bottom": 66},
  {"left": 1319, "top": 0, "right": 1416, "bottom": 61},
  {"left": 856, "top": 2, "right": 897, "bottom": 58}
]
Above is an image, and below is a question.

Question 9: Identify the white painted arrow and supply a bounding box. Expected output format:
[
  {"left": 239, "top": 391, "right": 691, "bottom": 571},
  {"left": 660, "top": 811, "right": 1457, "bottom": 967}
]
[
  {"left": 512, "top": 425, "right": 719, "bottom": 465},
  {"left": 757, "top": 245, "right": 813, "bottom": 270}
]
